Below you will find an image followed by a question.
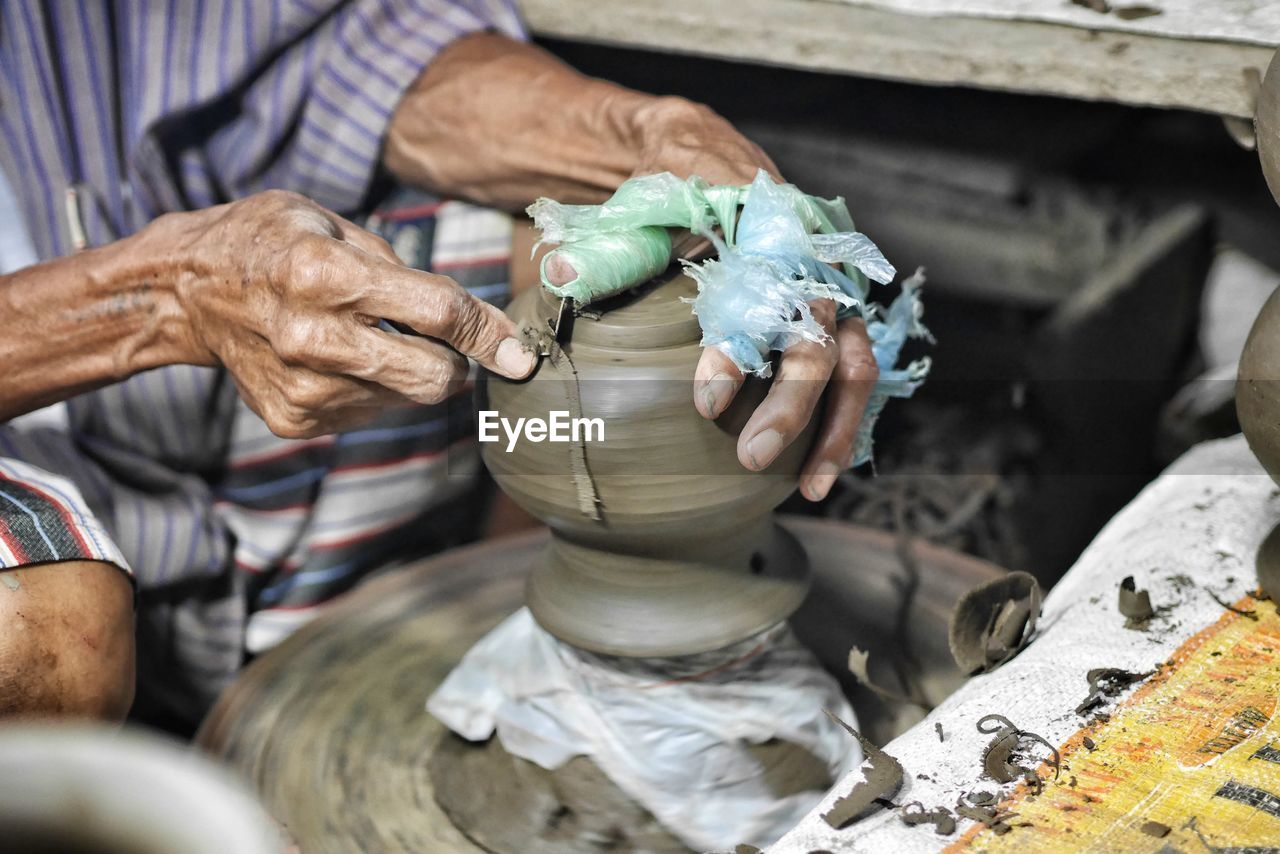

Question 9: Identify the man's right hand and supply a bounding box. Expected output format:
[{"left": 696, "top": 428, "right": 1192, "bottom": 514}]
[{"left": 143, "top": 190, "right": 535, "bottom": 439}]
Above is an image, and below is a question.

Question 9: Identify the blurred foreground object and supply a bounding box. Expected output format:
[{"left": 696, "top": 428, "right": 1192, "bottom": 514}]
[{"left": 0, "top": 724, "right": 282, "bottom": 854}]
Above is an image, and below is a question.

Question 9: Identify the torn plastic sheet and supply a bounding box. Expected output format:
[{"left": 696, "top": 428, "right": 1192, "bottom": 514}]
[
  {"left": 427, "top": 608, "right": 858, "bottom": 852},
  {"left": 528, "top": 170, "right": 931, "bottom": 466}
]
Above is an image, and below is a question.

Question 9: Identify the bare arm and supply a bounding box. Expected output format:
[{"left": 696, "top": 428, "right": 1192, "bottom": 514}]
[
  {"left": 0, "top": 233, "right": 194, "bottom": 421},
  {"left": 1, "top": 191, "right": 535, "bottom": 433},
  {"left": 384, "top": 33, "right": 777, "bottom": 209},
  {"left": 385, "top": 34, "right": 874, "bottom": 502}
]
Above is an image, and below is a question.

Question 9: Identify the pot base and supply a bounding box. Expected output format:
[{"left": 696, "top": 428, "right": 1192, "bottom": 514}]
[{"left": 527, "top": 522, "right": 810, "bottom": 657}]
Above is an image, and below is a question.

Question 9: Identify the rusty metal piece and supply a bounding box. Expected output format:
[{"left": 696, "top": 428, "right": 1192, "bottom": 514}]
[
  {"left": 821, "top": 710, "right": 904, "bottom": 830},
  {"left": 949, "top": 572, "right": 1042, "bottom": 674}
]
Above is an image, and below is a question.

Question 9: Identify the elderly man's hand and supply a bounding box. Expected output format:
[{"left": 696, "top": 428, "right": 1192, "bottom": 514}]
[
  {"left": 533, "top": 98, "right": 876, "bottom": 501},
  {"left": 145, "top": 190, "right": 535, "bottom": 439},
  {"left": 385, "top": 32, "right": 875, "bottom": 499},
  {"left": 620, "top": 101, "right": 881, "bottom": 501},
  {"left": 628, "top": 96, "right": 782, "bottom": 188}
]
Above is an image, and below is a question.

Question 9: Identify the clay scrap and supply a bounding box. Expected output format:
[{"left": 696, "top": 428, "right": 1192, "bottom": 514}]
[
  {"left": 847, "top": 646, "right": 918, "bottom": 708},
  {"left": 954, "top": 791, "right": 1018, "bottom": 836},
  {"left": 948, "top": 571, "right": 1042, "bottom": 674},
  {"left": 1067, "top": 0, "right": 1162, "bottom": 19},
  {"left": 977, "top": 714, "right": 1060, "bottom": 795},
  {"left": 517, "top": 319, "right": 602, "bottom": 522},
  {"left": 1207, "top": 590, "right": 1258, "bottom": 620},
  {"left": 1075, "top": 668, "right": 1151, "bottom": 716},
  {"left": 1118, "top": 575, "right": 1155, "bottom": 628},
  {"left": 1257, "top": 523, "right": 1280, "bottom": 604},
  {"left": 899, "top": 801, "right": 957, "bottom": 836},
  {"left": 1140, "top": 820, "right": 1171, "bottom": 838},
  {"left": 821, "top": 710, "right": 904, "bottom": 829}
]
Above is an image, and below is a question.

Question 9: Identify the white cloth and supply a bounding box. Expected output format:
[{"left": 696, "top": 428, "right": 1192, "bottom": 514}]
[
  {"left": 428, "top": 609, "right": 859, "bottom": 851},
  {"left": 774, "top": 434, "right": 1275, "bottom": 851}
]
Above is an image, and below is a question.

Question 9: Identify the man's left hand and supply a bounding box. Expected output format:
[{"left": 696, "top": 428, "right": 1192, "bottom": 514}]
[{"left": 386, "top": 33, "right": 877, "bottom": 499}]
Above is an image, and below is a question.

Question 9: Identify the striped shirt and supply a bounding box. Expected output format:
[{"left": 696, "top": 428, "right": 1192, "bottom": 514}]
[{"left": 0, "top": 2, "right": 523, "bottom": 729}]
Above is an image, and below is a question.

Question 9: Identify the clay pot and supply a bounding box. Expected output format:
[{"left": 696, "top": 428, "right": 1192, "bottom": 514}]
[
  {"left": 479, "top": 268, "right": 818, "bottom": 656},
  {"left": 1238, "top": 285, "right": 1280, "bottom": 481}
]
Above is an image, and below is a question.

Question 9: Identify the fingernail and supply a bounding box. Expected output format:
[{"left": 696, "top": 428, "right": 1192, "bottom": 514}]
[
  {"left": 702, "top": 372, "right": 735, "bottom": 418},
  {"left": 745, "top": 429, "right": 784, "bottom": 470},
  {"left": 495, "top": 337, "right": 536, "bottom": 378},
  {"left": 544, "top": 253, "right": 577, "bottom": 286},
  {"left": 804, "top": 461, "right": 841, "bottom": 501}
]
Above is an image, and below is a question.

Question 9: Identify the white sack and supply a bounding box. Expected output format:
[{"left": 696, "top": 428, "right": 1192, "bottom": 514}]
[{"left": 428, "top": 608, "right": 859, "bottom": 851}]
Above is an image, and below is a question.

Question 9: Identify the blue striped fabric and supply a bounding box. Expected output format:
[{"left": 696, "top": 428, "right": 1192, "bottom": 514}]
[
  {"left": 0, "top": 3, "right": 523, "bottom": 727},
  {"left": 0, "top": 1, "right": 525, "bottom": 259}
]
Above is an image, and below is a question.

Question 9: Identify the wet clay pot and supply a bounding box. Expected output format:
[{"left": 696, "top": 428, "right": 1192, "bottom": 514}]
[
  {"left": 1238, "top": 285, "right": 1280, "bottom": 482},
  {"left": 479, "top": 268, "right": 818, "bottom": 656}
]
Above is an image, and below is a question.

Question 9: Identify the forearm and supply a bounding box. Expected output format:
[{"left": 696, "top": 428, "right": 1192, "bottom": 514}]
[
  {"left": 384, "top": 33, "right": 690, "bottom": 209},
  {"left": 0, "top": 229, "right": 196, "bottom": 420}
]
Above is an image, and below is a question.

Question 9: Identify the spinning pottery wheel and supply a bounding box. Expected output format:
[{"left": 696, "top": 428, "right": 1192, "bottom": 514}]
[{"left": 198, "top": 520, "right": 1002, "bottom": 853}]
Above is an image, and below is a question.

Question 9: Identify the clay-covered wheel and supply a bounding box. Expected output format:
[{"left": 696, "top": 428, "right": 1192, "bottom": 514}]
[{"left": 197, "top": 518, "right": 1002, "bottom": 852}]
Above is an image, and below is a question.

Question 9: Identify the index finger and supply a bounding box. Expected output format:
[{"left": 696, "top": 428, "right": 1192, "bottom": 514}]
[{"left": 356, "top": 259, "right": 536, "bottom": 381}]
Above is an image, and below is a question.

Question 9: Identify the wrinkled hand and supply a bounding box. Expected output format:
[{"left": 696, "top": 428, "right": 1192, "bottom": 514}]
[
  {"left": 629, "top": 96, "right": 782, "bottom": 188},
  {"left": 151, "top": 190, "right": 535, "bottom": 438},
  {"left": 695, "top": 305, "right": 879, "bottom": 502},
  {"left": 543, "top": 99, "right": 877, "bottom": 500}
]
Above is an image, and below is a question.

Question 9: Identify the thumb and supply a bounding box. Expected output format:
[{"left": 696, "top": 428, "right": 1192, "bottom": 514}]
[
  {"left": 539, "top": 227, "right": 672, "bottom": 302},
  {"left": 542, "top": 228, "right": 714, "bottom": 288}
]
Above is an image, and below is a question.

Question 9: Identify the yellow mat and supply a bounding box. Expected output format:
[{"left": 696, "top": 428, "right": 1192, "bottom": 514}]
[{"left": 953, "top": 594, "right": 1280, "bottom": 851}]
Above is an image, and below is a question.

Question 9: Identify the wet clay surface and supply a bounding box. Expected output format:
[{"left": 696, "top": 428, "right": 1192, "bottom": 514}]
[
  {"left": 482, "top": 269, "right": 818, "bottom": 657},
  {"left": 1237, "top": 265, "right": 1280, "bottom": 484},
  {"left": 428, "top": 735, "right": 831, "bottom": 854},
  {"left": 947, "top": 571, "right": 1041, "bottom": 675}
]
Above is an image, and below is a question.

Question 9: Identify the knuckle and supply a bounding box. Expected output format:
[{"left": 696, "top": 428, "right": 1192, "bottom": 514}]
[
  {"left": 282, "top": 238, "right": 331, "bottom": 292},
  {"left": 258, "top": 188, "right": 308, "bottom": 210},
  {"left": 258, "top": 191, "right": 337, "bottom": 237},
  {"left": 273, "top": 321, "right": 316, "bottom": 364},
  {"left": 417, "top": 358, "right": 462, "bottom": 403},
  {"left": 415, "top": 381, "right": 449, "bottom": 405},
  {"left": 266, "top": 407, "right": 317, "bottom": 440},
  {"left": 150, "top": 210, "right": 185, "bottom": 232},
  {"left": 810, "top": 299, "right": 838, "bottom": 326},
  {"left": 370, "top": 233, "right": 397, "bottom": 260},
  {"left": 822, "top": 337, "right": 842, "bottom": 368},
  {"left": 283, "top": 375, "right": 325, "bottom": 412},
  {"left": 452, "top": 302, "right": 487, "bottom": 348},
  {"left": 840, "top": 351, "right": 880, "bottom": 383},
  {"left": 430, "top": 286, "right": 466, "bottom": 331}
]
